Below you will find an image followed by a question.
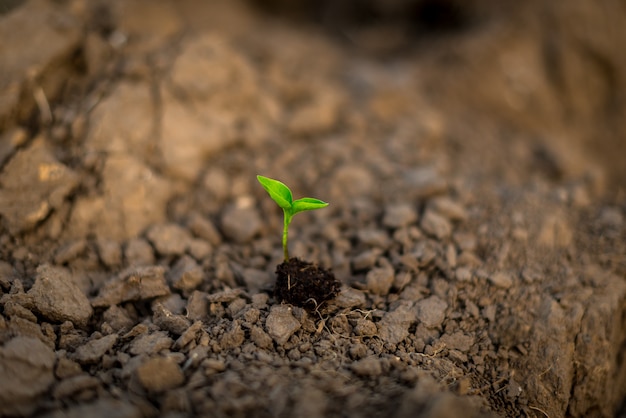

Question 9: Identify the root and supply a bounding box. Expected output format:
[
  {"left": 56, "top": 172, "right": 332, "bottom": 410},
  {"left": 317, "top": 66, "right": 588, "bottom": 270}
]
[
  {"left": 528, "top": 405, "right": 550, "bottom": 418},
  {"left": 33, "top": 85, "right": 52, "bottom": 124}
]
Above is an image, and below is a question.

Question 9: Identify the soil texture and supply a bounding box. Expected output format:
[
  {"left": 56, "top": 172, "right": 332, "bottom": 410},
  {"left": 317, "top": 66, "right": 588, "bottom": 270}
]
[
  {"left": 274, "top": 258, "right": 341, "bottom": 309},
  {"left": 1, "top": 1, "right": 626, "bottom": 417}
]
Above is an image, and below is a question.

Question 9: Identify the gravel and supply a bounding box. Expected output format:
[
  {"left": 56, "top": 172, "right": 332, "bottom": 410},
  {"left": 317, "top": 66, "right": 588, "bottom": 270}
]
[
  {"left": 0, "top": 337, "right": 56, "bottom": 416},
  {"left": 415, "top": 296, "right": 449, "bottom": 329},
  {"left": 28, "top": 264, "right": 92, "bottom": 327},
  {"left": 265, "top": 305, "right": 301, "bottom": 345},
  {"left": 135, "top": 356, "right": 185, "bottom": 392}
]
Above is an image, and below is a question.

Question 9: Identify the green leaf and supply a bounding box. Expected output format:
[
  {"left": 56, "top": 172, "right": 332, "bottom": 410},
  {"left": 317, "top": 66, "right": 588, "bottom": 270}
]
[
  {"left": 292, "top": 197, "right": 329, "bottom": 214},
  {"left": 256, "top": 175, "right": 292, "bottom": 210}
]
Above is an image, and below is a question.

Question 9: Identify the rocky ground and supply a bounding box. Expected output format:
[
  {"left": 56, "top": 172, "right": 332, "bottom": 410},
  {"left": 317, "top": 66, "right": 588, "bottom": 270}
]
[{"left": 1, "top": 0, "right": 625, "bottom": 417}]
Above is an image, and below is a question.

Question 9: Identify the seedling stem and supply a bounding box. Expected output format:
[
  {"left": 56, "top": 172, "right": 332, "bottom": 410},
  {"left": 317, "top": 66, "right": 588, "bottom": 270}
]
[{"left": 257, "top": 175, "right": 329, "bottom": 262}]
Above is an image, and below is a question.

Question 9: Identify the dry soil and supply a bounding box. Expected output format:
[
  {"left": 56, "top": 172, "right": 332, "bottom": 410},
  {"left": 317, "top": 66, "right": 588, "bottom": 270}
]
[{"left": 1, "top": 1, "right": 625, "bottom": 417}]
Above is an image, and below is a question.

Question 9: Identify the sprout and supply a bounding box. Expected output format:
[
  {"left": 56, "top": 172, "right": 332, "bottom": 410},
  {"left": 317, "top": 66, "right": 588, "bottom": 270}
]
[{"left": 257, "top": 175, "right": 328, "bottom": 262}]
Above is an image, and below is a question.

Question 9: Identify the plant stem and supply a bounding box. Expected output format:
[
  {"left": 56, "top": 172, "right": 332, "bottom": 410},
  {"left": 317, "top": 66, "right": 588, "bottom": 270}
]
[{"left": 282, "top": 212, "right": 292, "bottom": 262}]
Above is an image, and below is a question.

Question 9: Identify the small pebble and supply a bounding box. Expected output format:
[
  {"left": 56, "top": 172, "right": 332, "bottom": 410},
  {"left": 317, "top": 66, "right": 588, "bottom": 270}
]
[
  {"left": 378, "top": 301, "right": 416, "bottom": 345},
  {"left": 366, "top": 267, "right": 395, "bottom": 296},
  {"left": 383, "top": 203, "right": 418, "bottom": 228},
  {"left": 265, "top": 306, "right": 301, "bottom": 346},
  {"left": 136, "top": 357, "right": 185, "bottom": 392},
  {"left": 352, "top": 249, "right": 382, "bottom": 271},
  {"left": 420, "top": 210, "right": 452, "bottom": 239},
  {"left": 220, "top": 205, "right": 262, "bottom": 244},
  {"left": 124, "top": 238, "right": 155, "bottom": 266},
  {"left": 489, "top": 272, "right": 514, "bottom": 289},
  {"left": 74, "top": 334, "right": 117, "bottom": 365},
  {"left": 351, "top": 356, "right": 383, "bottom": 377},
  {"left": 97, "top": 239, "right": 122, "bottom": 268},
  {"left": 429, "top": 197, "right": 468, "bottom": 222},
  {"left": 415, "top": 296, "right": 448, "bottom": 328},
  {"left": 455, "top": 267, "right": 472, "bottom": 282},
  {"left": 146, "top": 223, "right": 192, "bottom": 256}
]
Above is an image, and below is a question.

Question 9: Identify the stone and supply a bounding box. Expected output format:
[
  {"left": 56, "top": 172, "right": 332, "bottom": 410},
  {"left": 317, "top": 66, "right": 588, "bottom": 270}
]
[
  {"left": 187, "top": 238, "right": 212, "bottom": 260},
  {"left": 351, "top": 356, "right": 384, "bottom": 377},
  {"left": 136, "top": 357, "right": 185, "bottom": 393},
  {"left": 220, "top": 203, "right": 262, "bottom": 244},
  {"left": 330, "top": 165, "right": 375, "bottom": 201},
  {"left": 187, "top": 212, "right": 222, "bottom": 246},
  {"left": 174, "top": 321, "right": 204, "bottom": 350},
  {"left": 352, "top": 249, "right": 382, "bottom": 271},
  {"left": 292, "top": 385, "right": 328, "bottom": 418},
  {"left": 596, "top": 207, "right": 623, "bottom": 230},
  {"left": 537, "top": 214, "right": 573, "bottom": 248},
  {"left": 52, "top": 374, "right": 100, "bottom": 399},
  {"left": 102, "top": 305, "right": 134, "bottom": 332},
  {"left": 160, "top": 90, "right": 237, "bottom": 181},
  {"left": 115, "top": 0, "right": 183, "bottom": 53},
  {"left": 366, "top": 266, "right": 395, "bottom": 296},
  {"left": 27, "top": 264, "right": 92, "bottom": 327},
  {"left": 55, "top": 357, "right": 82, "bottom": 379},
  {"left": 186, "top": 291, "right": 209, "bottom": 321},
  {"left": 124, "top": 238, "right": 155, "bottom": 266},
  {"left": 383, "top": 203, "right": 418, "bottom": 228},
  {"left": 74, "top": 334, "right": 118, "bottom": 365},
  {"left": 489, "top": 272, "right": 514, "bottom": 289},
  {"left": 0, "top": 128, "right": 27, "bottom": 166},
  {"left": 250, "top": 326, "right": 274, "bottom": 349},
  {"left": 92, "top": 266, "right": 170, "bottom": 307},
  {"left": 152, "top": 303, "right": 191, "bottom": 335},
  {"left": 429, "top": 197, "right": 468, "bottom": 222},
  {"left": 0, "top": 0, "right": 81, "bottom": 125},
  {"left": 4, "top": 316, "right": 48, "bottom": 347},
  {"left": 439, "top": 332, "right": 475, "bottom": 353},
  {"left": 53, "top": 239, "right": 87, "bottom": 265},
  {"left": 69, "top": 154, "right": 173, "bottom": 241},
  {"left": 416, "top": 296, "right": 448, "bottom": 328},
  {"left": 265, "top": 305, "right": 301, "bottom": 345},
  {"left": 3, "top": 299, "right": 38, "bottom": 322},
  {"left": 286, "top": 89, "right": 342, "bottom": 137},
  {"left": 220, "top": 323, "right": 245, "bottom": 349},
  {"left": 130, "top": 331, "right": 174, "bottom": 356},
  {"left": 357, "top": 229, "right": 391, "bottom": 248},
  {"left": 354, "top": 318, "right": 378, "bottom": 337},
  {"left": 455, "top": 267, "right": 473, "bottom": 282},
  {"left": 0, "top": 137, "right": 79, "bottom": 234},
  {"left": 168, "top": 256, "right": 204, "bottom": 292},
  {"left": 241, "top": 268, "right": 272, "bottom": 294},
  {"left": 0, "top": 337, "right": 55, "bottom": 416},
  {"left": 420, "top": 210, "right": 452, "bottom": 239},
  {"left": 85, "top": 81, "right": 154, "bottom": 157},
  {"left": 146, "top": 223, "right": 192, "bottom": 256},
  {"left": 43, "top": 399, "right": 142, "bottom": 418},
  {"left": 403, "top": 167, "right": 448, "bottom": 199},
  {"left": 334, "top": 287, "right": 366, "bottom": 309},
  {"left": 378, "top": 301, "right": 417, "bottom": 345},
  {"left": 206, "top": 288, "right": 245, "bottom": 303},
  {"left": 96, "top": 239, "right": 123, "bottom": 269}
]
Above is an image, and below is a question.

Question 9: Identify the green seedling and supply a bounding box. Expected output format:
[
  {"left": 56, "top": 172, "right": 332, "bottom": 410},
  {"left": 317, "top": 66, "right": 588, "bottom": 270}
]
[{"left": 257, "top": 175, "right": 328, "bottom": 262}]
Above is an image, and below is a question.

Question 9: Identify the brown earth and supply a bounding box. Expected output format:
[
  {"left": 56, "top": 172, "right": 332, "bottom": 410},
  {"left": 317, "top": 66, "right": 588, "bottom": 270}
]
[{"left": 1, "top": 0, "right": 626, "bottom": 417}]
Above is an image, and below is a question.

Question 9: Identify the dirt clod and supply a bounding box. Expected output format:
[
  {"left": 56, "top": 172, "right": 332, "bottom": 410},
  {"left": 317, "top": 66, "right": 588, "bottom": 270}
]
[
  {"left": 0, "top": 337, "right": 55, "bottom": 416},
  {"left": 28, "top": 264, "right": 93, "bottom": 328},
  {"left": 274, "top": 258, "right": 341, "bottom": 310},
  {"left": 135, "top": 356, "right": 185, "bottom": 393}
]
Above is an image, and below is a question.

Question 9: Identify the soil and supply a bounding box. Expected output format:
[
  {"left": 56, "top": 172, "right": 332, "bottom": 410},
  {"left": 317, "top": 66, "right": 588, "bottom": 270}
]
[
  {"left": 274, "top": 258, "right": 341, "bottom": 309},
  {"left": 1, "top": 0, "right": 626, "bottom": 417}
]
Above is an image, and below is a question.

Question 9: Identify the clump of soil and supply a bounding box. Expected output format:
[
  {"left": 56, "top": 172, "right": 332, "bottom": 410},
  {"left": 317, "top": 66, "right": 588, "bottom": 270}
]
[{"left": 274, "top": 258, "right": 341, "bottom": 309}]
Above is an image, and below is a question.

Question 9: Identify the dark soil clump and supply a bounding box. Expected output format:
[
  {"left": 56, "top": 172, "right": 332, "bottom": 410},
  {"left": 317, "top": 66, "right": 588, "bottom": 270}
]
[{"left": 274, "top": 258, "right": 341, "bottom": 309}]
